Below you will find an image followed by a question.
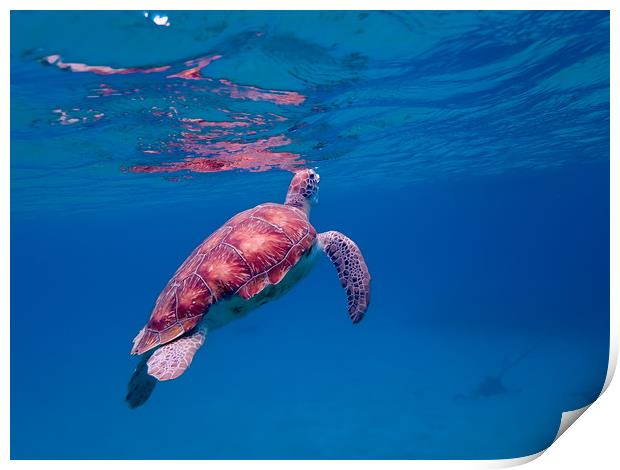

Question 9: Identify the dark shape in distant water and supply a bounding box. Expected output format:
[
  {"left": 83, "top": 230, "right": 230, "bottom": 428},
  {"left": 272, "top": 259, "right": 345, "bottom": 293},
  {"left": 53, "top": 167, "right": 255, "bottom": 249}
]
[
  {"left": 472, "top": 375, "right": 510, "bottom": 398},
  {"left": 454, "top": 341, "right": 541, "bottom": 401},
  {"left": 126, "top": 170, "right": 371, "bottom": 408}
]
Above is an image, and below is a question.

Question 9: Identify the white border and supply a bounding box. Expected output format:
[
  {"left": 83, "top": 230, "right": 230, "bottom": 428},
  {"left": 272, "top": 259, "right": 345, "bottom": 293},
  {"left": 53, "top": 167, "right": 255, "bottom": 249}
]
[{"left": 3, "top": 1, "right": 616, "bottom": 467}]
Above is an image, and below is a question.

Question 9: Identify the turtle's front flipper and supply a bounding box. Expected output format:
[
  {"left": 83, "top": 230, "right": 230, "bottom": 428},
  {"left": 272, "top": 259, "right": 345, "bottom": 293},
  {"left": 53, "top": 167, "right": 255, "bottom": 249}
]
[
  {"left": 146, "top": 326, "right": 207, "bottom": 381},
  {"left": 318, "top": 231, "right": 371, "bottom": 323}
]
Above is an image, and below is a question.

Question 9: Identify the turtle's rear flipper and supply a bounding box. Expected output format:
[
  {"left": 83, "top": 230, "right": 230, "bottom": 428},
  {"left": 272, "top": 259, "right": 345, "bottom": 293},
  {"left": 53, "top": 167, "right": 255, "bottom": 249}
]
[
  {"left": 146, "top": 326, "right": 207, "bottom": 381},
  {"left": 126, "top": 353, "right": 157, "bottom": 409},
  {"left": 318, "top": 231, "right": 371, "bottom": 324}
]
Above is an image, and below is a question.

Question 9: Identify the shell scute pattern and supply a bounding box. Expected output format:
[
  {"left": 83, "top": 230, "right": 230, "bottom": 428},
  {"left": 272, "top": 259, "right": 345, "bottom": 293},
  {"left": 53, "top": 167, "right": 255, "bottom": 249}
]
[
  {"left": 197, "top": 225, "right": 232, "bottom": 254},
  {"left": 224, "top": 217, "right": 292, "bottom": 274},
  {"left": 132, "top": 203, "right": 316, "bottom": 355},
  {"left": 195, "top": 244, "right": 252, "bottom": 299},
  {"left": 178, "top": 274, "right": 213, "bottom": 316},
  {"left": 253, "top": 203, "right": 308, "bottom": 240},
  {"left": 238, "top": 272, "right": 271, "bottom": 300}
]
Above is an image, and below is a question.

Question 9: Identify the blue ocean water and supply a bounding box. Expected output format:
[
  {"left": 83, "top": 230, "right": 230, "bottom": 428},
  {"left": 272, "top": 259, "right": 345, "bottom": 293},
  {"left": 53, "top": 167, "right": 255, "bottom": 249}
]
[{"left": 10, "top": 11, "right": 609, "bottom": 459}]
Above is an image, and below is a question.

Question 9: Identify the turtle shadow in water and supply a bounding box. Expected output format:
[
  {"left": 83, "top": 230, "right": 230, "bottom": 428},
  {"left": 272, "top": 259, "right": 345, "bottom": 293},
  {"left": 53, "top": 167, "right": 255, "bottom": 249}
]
[
  {"left": 125, "top": 354, "right": 157, "bottom": 409},
  {"left": 453, "top": 341, "right": 541, "bottom": 401}
]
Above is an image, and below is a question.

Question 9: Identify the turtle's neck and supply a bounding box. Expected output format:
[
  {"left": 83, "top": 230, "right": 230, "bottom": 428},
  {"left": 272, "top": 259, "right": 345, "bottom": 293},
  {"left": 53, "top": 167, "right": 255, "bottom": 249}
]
[{"left": 284, "top": 194, "right": 311, "bottom": 216}]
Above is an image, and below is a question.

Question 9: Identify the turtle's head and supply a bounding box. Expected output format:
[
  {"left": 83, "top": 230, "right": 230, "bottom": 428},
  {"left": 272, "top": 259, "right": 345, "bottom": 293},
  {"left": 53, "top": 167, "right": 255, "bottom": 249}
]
[{"left": 285, "top": 169, "right": 320, "bottom": 214}]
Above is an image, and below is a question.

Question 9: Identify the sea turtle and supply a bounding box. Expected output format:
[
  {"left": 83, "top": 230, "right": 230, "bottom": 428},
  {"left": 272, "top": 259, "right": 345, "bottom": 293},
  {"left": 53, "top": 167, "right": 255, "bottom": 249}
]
[{"left": 126, "top": 169, "right": 371, "bottom": 408}]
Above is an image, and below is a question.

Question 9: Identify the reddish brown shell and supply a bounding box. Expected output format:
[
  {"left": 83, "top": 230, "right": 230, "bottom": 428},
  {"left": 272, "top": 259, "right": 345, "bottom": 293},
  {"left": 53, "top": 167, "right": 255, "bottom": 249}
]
[{"left": 131, "top": 203, "right": 316, "bottom": 355}]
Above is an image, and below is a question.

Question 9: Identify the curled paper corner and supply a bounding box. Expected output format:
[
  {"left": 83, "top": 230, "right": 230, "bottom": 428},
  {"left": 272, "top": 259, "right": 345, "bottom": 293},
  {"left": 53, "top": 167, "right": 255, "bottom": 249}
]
[
  {"left": 551, "top": 344, "right": 618, "bottom": 442},
  {"left": 483, "top": 450, "right": 545, "bottom": 468},
  {"left": 600, "top": 337, "right": 618, "bottom": 395},
  {"left": 489, "top": 345, "right": 617, "bottom": 468},
  {"left": 554, "top": 404, "right": 590, "bottom": 441},
  {"left": 539, "top": 345, "right": 617, "bottom": 458},
  {"left": 510, "top": 403, "right": 600, "bottom": 467}
]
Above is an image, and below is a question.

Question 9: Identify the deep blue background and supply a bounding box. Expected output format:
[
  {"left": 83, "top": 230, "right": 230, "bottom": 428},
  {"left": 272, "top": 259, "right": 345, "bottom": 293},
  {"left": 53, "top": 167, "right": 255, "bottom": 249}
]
[{"left": 11, "top": 11, "right": 609, "bottom": 459}]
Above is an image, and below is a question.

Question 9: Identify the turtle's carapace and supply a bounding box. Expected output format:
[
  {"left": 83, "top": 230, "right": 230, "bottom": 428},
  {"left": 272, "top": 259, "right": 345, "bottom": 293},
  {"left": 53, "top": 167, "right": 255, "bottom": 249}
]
[{"left": 126, "top": 169, "right": 371, "bottom": 408}]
